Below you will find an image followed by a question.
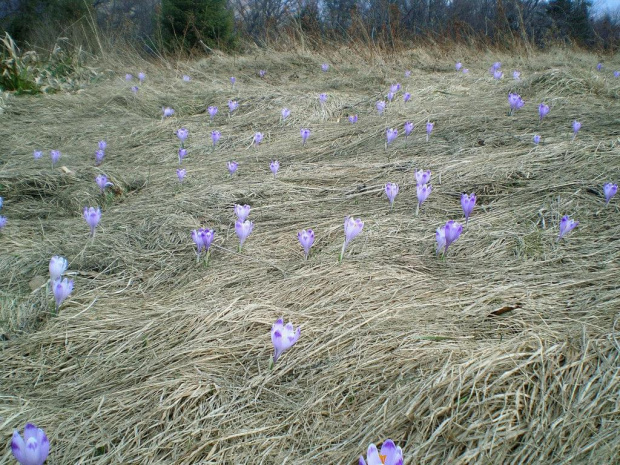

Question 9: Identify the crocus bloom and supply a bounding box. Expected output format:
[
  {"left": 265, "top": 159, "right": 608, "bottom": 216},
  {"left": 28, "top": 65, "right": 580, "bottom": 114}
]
[
  {"left": 138, "top": 72, "right": 145, "bottom": 82},
  {"left": 404, "top": 121, "right": 414, "bottom": 138},
  {"left": 98, "top": 140, "right": 107, "bottom": 151},
  {"left": 281, "top": 108, "right": 290, "bottom": 120},
  {"left": 235, "top": 219, "right": 254, "bottom": 250},
  {"left": 572, "top": 120, "right": 581, "bottom": 139},
  {"left": 614, "top": 71, "right": 620, "bottom": 78},
  {"left": 0, "top": 196, "right": 2, "bottom": 209},
  {"left": 461, "top": 193, "right": 476, "bottom": 224},
  {"left": 228, "top": 100, "right": 238, "bottom": 113},
  {"left": 508, "top": 93, "right": 524, "bottom": 114},
  {"left": 513, "top": 70, "right": 521, "bottom": 80},
  {"left": 462, "top": 68, "right": 469, "bottom": 74},
  {"left": 95, "top": 149, "right": 105, "bottom": 165},
  {"left": 403, "top": 92, "right": 411, "bottom": 103},
  {"left": 191, "top": 228, "right": 215, "bottom": 261},
  {"left": 604, "top": 183, "right": 618, "bottom": 205},
  {"left": 50, "top": 150, "right": 61, "bottom": 167},
  {"left": 95, "top": 174, "right": 111, "bottom": 193},
  {"left": 131, "top": 86, "right": 138, "bottom": 94},
  {"left": 597, "top": 63, "right": 603, "bottom": 71},
  {"left": 456, "top": 62, "right": 462, "bottom": 71},
  {"left": 49, "top": 255, "right": 68, "bottom": 281},
  {"left": 390, "top": 83, "right": 400, "bottom": 93},
  {"left": 436, "top": 225, "right": 446, "bottom": 255},
  {"left": 208, "top": 106, "right": 218, "bottom": 120},
  {"left": 349, "top": 114, "right": 358, "bottom": 123},
  {"left": 298, "top": 229, "right": 315, "bottom": 259},
  {"left": 558, "top": 215, "right": 578, "bottom": 240},
  {"left": 125, "top": 73, "right": 133, "bottom": 81},
  {"left": 230, "top": 76, "right": 236, "bottom": 87},
  {"left": 33, "top": 150, "right": 42, "bottom": 159},
  {"left": 319, "top": 93, "right": 328, "bottom": 103},
  {"left": 321, "top": 63, "right": 329, "bottom": 72},
  {"left": 386, "top": 128, "right": 398, "bottom": 145},
  {"left": 259, "top": 69, "right": 266, "bottom": 77},
  {"left": 385, "top": 182, "right": 399, "bottom": 209},
  {"left": 493, "top": 70, "right": 503, "bottom": 80},
  {"left": 0, "top": 216, "right": 6, "bottom": 230},
  {"left": 53, "top": 277, "right": 74, "bottom": 311},
  {"left": 437, "top": 220, "right": 463, "bottom": 255},
  {"left": 83, "top": 206, "right": 101, "bottom": 237},
  {"left": 176, "top": 127, "right": 189, "bottom": 143},
  {"left": 492, "top": 62, "right": 502, "bottom": 71},
  {"left": 416, "top": 184, "right": 432, "bottom": 214},
  {"left": 270, "top": 160, "right": 279, "bottom": 178},
  {"left": 228, "top": 161, "right": 238, "bottom": 175},
  {"left": 359, "top": 439, "right": 403, "bottom": 465},
  {"left": 533, "top": 134, "right": 541, "bottom": 145},
  {"left": 11, "top": 423, "right": 50, "bottom": 465},
  {"left": 405, "top": 70, "right": 411, "bottom": 77},
  {"left": 376, "top": 101, "right": 386, "bottom": 115},
  {"left": 539, "top": 103, "right": 549, "bottom": 120},
  {"left": 177, "top": 168, "right": 186, "bottom": 183},
  {"left": 183, "top": 75, "right": 191, "bottom": 82},
  {"left": 211, "top": 131, "right": 221, "bottom": 147},
  {"left": 178, "top": 148, "right": 187, "bottom": 163},
  {"left": 426, "top": 122, "right": 434, "bottom": 141},
  {"left": 235, "top": 204, "right": 251, "bottom": 222},
  {"left": 271, "top": 318, "right": 300, "bottom": 363},
  {"left": 300, "top": 128, "right": 310, "bottom": 145},
  {"left": 253, "top": 132, "right": 264, "bottom": 146},
  {"left": 387, "top": 91, "right": 395, "bottom": 102},
  {"left": 415, "top": 169, "right": 431, "bottom": 185},
  {"left": 341, "top": 216, "right": 364, "bottom": 260}
]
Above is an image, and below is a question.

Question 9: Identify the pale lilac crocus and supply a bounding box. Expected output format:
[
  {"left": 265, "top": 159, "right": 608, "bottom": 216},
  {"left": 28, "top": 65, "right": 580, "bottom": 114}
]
[
  {"left": 508, "top": 93, "right": 524, "bottom": 114},
  {"left": 533, "top": 134, "right": 541, "bottom": 145},
  {"left": 386, "top": 128, "right": 398, "bottom": 146},
  {"left": 415, "top": 169, "right": 431, "bottom": 185},
  {"left": 539, "top": 103, "right": 549, "bottom": 121},
  {"left": 259, "top": 69, "right": 266, "bottom": 78},
  {"left": 178, "top": 148, "right": 187, "bottom": 163},
  {"left": 191, "top": 228, "right": 205, "bottom": 259},
  {"left": 572, "top": 120, "right": 581, "bottom": 140},
  {"left": 281, "top": 108, "right": 291, "bottom": 121},
  {"left": 390, "top": 83, "right": 401, "bottom": 93},
  {"left": 50, "top": 150, "right": 61, "bottom": 168},
  {"left": 456, "top": 62, "right": 462, "bottom": 71},
  {"left": 461, "top": 193, "right": 476, "bottom": 224},
  {"left": 597, "top": 63, "right": 603, "bottom": 71},
  {"left": 416, "top": 183, "right": 432, "bottom": 215},
  {"left": 462, "top": 68, "right": 469, "bottom": 74},
  {"left": 83, "top": 206, "right": 101, "bottom": 237},
  {"left": 603, "top": 183, "right": 617, "bottom": 205},
  {"left": 131, "top": 86, "right": 138, "bottom": 94},
  {"left": 192, "top": 228, "right": 215, "bottom": 263},
  {"left": 11, "top": 423, "right": 50, "bottom": 465},
  {"left": 300, "top": 128, "right": 310, "bottom": 145},
  {"left": 321, "top": 63, "right": 329, "bottom": 72},
  {"left": 235, "top": 219, "right": 254, "bottom": 251},
  {"left": 95, "top": 149, "right": 105, "bottom": 165},
  {"left": 387, "top": 91, "right": 395, "bottom": 102},
  {"left": 253, "top": 132, "right": 264, "bottom": 147},
  {"left": 614, "top": 71, "right": 620, "bottom": 78},
  {"left": 0, "top": 216, "right": 6, "bottom": 230},
  {"left": 138, "top": 72, "right": 145, "bottom": 83},
  {"left": 558, "top": 215, "right": 578, "bottom": 241},
  {"left": 177, "top": 168, "right": 186, "bottom": 183},
  {"left": 403, "top": 92, "right": 411, "bottom": 103},
  {"left": 235, "top": 204, "right": 251, "bottom": 222},
  {"left": 493, "top": 70, "right": 503, "bottom": 80},
  {"left": 53, "top": 277, "right": 74, "bottom": 311},
  {"left": 376, "top": 101, "right": 386, "bottom": 115},
  {"left": 437, "top": 220, "right": 463, "bottom": 255},
  {"left": 359, "top": 439, "right": 403, "bottom": 465},
  {"left": 513, "top": 70, "right": 521, "bottom": 80},
  {"left": 208, "top": 106, "right": 218, "bottom": 120},
  {"left": 125, "top": 73, "right": 133, "bottom": 81},
  {"left": 33, "top": 150, "right": 42, "bottom": 159},
  {"left": 270, "top": 160, "right": 279, "bottom": 178},
  {"left": 211, "top": 130, "right": 221, "bottom": 147},
  {"left": 228, "top": 100, "right": 238, "bottom": 113},
  {"left": 230, "top": 76, "right": 236, "bottom": 88},
  {"left": 183, "top": 75, "right": 191, "bottom": 82},
  {"left": 298, "top": 229, "right": 315, "bottom": 259},
  {"left": 404, "top": 121, "right": 414, "bottom": 139},
  {"left": 426, "top": 122, "right": 434, "bottom": 142},
  {"left": 340, "top": 216, "right": 364, "bottom": 261},
  {"left": 49, "top": 255, "right": 68, "bottom": 281},
  {"left": 95, "top": 174, "right": 112, "bottom": 193},
  {"left": 405, "top": 70, "right": 411, "bottom": 77},
  {"left": 385, "top": 182, "right": 399, "bottom": 210},
  {"left": 319, "top": 93, "right": 328, "bottom": 104},
  {"left": 98, "top": 140, "right": 107, "bottom": 151},
  {"left": 271, "top": 318, "right": 300, "bottom": 364},
  {"left": 176, "top": 127, "right": 189, "bottom": 145},
  {"left": 228, "top": 161, "right": 238, "bottom": 176},
  {"left": 436, "top": 225, "right": 447, "bottom": 255},
  {"left": 349, "top": 114, "right": 358, "bottom": 124},
  {"left": 492, "top": 62, "right": 502, "bottom": 71}
]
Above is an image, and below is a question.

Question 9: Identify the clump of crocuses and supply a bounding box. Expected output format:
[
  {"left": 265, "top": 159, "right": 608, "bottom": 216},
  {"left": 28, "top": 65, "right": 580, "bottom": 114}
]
[
  {"left": 11, "top": 423, "right": 50, "bottom": 465},
  {"left": 604, "top": 183, "right": 617, "bottom": 205},
  {"left": 298, "top": 229, "right": 315, "bottom": 259},
  {"left": 385, "top": 183, "right": 399, "bottom": 210},
  {"left": 558, "top": 215, "right": 578, "bottom": 241},
  {"left": 83, "top": 207, "right": 101, "bottom": 237},
  {"left": 508, "top": 93, "right": 524, "bottom": 115},
  {"left": 386, "top": 128, "right": 398, "bottom": 146},
  {"left": 271, "top": 318, "right": 300, "bottom": 364},
  {"left": 191, "top": 228, "right": 215, "bottom": 264},
  {"left": 436, "top": 220, "right": 463, "bottom": 256},
  {"left": 461, "top": 193, "right": 476, "bottom": 224},
  {"left": 359, "top": 439, "right": 403, "bottom": 465},
  {"left": 340, "top": 216, "right": 363, "bottom": 261}
]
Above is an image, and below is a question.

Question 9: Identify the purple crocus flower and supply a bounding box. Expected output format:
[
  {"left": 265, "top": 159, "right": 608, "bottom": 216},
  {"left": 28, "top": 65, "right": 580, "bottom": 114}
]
[
  {"left": 321, "top": 63, "right": 329, "bottom": 72},
  {"left": 211, "top": 130, "right": 221, "bottom": 147},
  {"left": 359, "top": 439, "right": 403, "bottom": 465},
  {"left": 270, "top": 160, "right": 279, "bottom": 178},
  {"left": 539, "top": 103, "right": 549, "bottom": 121},
  {"left": 415, "top": 169, "right": 431, "bottom": 185},
  {"left": 513, "top": 70, "right": 521, "bottom": 80},
  {"left": 493, "top": 70, "right": 503, "bottom": 80},
  {"left": 177, "top": 168, "right": 186, "bottom": 183},
  {"left": 253, "top": 132, "right": 264, "bottom": 146},
  {"left": 182, "top": 75, "right": 191, "bottom": 82},
  {"left": 298, "top": 229, "right": 315, "bottom": 259},
  {"left": 53, "top": 277, "right": 74, "bottom": 311},
  {"left": 390, "top": 83, "right": 401, "bottom": 93},
  {"left": 281, "top": 108, "right": 290, "bottom": 121},
  {"left": 597, "top": 63, "right": 603, "bottom": 71},
  {"left": 348, "top": 114, "right": 358, "bottom": 124},
  {"left": 456, "top": 62, "right": 462, "bottom": 71},
  {"left": 98, "top": 140, "right": 107, "bottom": 151},
  {"left": 461, "top": 193, "right": 476, "bottom": 224},
  {"left": 604, "top": 183, "right": 618, "bottom": 205},
  {"left": 192, "top": 228, "right": 215, "bottom": 262},
  {"left": 83, "top": 206, "right": 101, "bottom": 237},
  {"left": 340, "top": 216, "right": 364, "bottom": 261},
  {"left": 614, "top": 71, "right": 620, "bottom": 78},
  {"left": 405, "top": 70, "right": 411, "bottom": 77},
  {"left": 386, "top": 128, "right": 398, "bottom": 146},
  {"left": 228, "top": 161, "right": 238, "bottom": 176},
  {"left": 96, "top": 174, "right": 112, "bottom": 193},
  {"left": 387, "top": 91, "right": 395, "bottom": 102},
  {"left": 404, "top": 121, "right": 414, "bottom": 138},
  {"left": 492, "top": 62, "right": 502, "bottom": 71},
  {"left": 50, "top": 150, "right": 61, "bottom": 167},
  {"left": 176, "top": 127, "right": 189, "bottom": 144},
  {"left": 426, "top": 122, "right": 434, "bottom": 142},
  {"left": 437, "top": 220, "right": 463, "bottom": 255},
  {"left": 131, "top": 86, "right": 139, "bottom": 94},
  {"left": 95, "top": 149, "right": 105, "bottom": 165},
  {"left": 508, "top": 93, "right": 524, "bottom": 114},
  {"left": 462, "top": 68, "right": 469, "bottom": 74},
  {"left": 49, "top": 255, "right": 68, "bottom": 281},
  {"left": 436, "top": 225, "right": 447, "bottom": 255},
  {"left": 300, "top": 128, "right": 310, "bottom": 145},
  {"left": 33, "top": 150, "right": 42, "bottom": 159},
  {"left": 125, "top": 73, "right": 133, "bottom": 81},
  {"left": 259, "top": 69, "right": 266, "bottom": 77},
  {"left": 271, "top": 318, "right": 300, "bottom": 363},
  {"left": 572, "top": 120, "right": 581, "bottom": 140},
  {"left": 11, "top": 423, "right": 50, "bottom": 465},
  {"left": 558, "top": 215, "right": 578, "bottom": 241},
  {"left": 385, "top": 182, "right": 399, "bottom": 210},
  {"left": 319, "top": 93, "right": 328, "bottom": 104},
  {"left": 533, "top": 134, "right": 541, "bottom": 145},
  {"left": 228, "top": 100, "right": 238, "bottom": 113},
  {"left": 235, "top": 204, "right": 251, "bottom": 222},
  {"left": 403, "top": 92, "right": 411, "bottom": 103},
  {"left": 0, "top": 216, "right": 6, "bottom": 230},
  {"left": 0, "top": 197, "right": 2, "bottom": 209},
  {"left": 208, "top": 106, "right": 218, "bottom": 120},
  {"left": 416, "top": 183, "right": 432, "bottom": 215},
  {"left": 178, "top": 148, "right": 187, "bottom": 163},
  {"left": 235, "top": 219, "right": 254, "bottom": 251},
  {"left": 376, "top": 101, "right": 386, "bottom": 115},
  {"left": 230, "top": 76, "right": 236, "bottom": 87},
  {"left": 138, "top": 72, "right": 145, "bottom": 82}
]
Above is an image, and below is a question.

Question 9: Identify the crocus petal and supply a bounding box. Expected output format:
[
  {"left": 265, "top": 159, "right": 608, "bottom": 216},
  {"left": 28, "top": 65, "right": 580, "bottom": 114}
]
[
  {"left": 380, "top": 439, "right": 397, "bottom": 464},
  {"left": 366, "top": 444, "right": 383, "bottom": 465},
  {"left": 359, "top": 457, "right": 367, "bottom": 465},
  {"left": 11, "top": 431, "right": 26, "bottom": 463}
]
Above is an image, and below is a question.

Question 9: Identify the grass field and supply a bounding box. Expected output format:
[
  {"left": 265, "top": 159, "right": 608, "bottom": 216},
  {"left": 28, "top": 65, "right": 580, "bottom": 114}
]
[{"left": 1, "top": 44, "right": 619, "bottom": 464}]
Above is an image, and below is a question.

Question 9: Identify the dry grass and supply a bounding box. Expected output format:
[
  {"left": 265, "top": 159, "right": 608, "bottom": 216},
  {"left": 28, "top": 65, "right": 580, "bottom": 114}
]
[{"left": 1, "top": 45, "right": 619, "bottom": 464}]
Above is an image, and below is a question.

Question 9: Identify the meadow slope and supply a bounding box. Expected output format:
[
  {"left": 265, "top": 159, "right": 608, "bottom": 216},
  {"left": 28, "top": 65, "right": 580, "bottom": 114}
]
[{"left": 1, "top": 46, "right": 619, "bottom": 464}]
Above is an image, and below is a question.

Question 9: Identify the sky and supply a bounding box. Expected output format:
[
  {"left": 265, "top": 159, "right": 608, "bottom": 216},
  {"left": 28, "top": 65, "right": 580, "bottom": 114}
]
[{"left": 593, "top": 0, "right": 620, "bottom": 14}]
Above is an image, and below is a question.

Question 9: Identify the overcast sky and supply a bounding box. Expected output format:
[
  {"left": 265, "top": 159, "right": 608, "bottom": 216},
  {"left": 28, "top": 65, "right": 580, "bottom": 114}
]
[{"left": 593, "top": 0, "right": 620, "bottom": 14}]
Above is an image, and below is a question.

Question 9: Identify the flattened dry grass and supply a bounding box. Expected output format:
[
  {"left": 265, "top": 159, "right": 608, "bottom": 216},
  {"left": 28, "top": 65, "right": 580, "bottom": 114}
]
[{"left": 1, "top": 46, "right": 619, "bottom": 464}]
